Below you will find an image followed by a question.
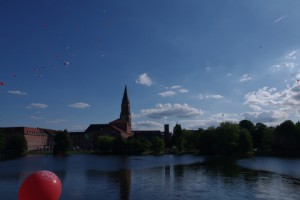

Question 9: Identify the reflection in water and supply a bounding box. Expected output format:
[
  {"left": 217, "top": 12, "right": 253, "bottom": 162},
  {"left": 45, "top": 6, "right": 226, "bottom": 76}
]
[
  {"left": 86, "top": 169, "right": 131, "bottom": 200},
  {"left": 1, "top": 155, "right": 300, "bottom": 199}
]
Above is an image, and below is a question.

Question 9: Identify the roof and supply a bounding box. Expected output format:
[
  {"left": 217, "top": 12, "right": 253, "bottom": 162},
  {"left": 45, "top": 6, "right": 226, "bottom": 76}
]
[
  {"left": 0, "top": 127, "right": 56, "bottom": 134},
  {"left": 85, "top": 124, "right": 109, "bottom": 133},
  {"left": 122, "top": 85, "right": 130, "bottom": 104}
]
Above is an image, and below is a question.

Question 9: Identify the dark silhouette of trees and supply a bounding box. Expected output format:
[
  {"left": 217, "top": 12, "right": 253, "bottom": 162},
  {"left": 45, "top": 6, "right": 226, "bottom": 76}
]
[
  {"left": 273, "top": 120, "right": 300, "bottom": 155},
  {"left": 168, "top": 119, "right": 300, "bottom": 157},
  {"left": 151, "top": 137, "right": 165, "bottom": 154},
  {"left": 252, "top": 123, "right": 267, "bottom": 151},
  {"left": 238, "top": 129, "right": 253, "bottom": 156},
  {"left": 172, "top": 124, "right": 184, "bottom": 152},
  {"left": 239, "top": 120, "right": 254, "bottom": 133},
  {"left": 0, "top": 130, "right": 4, "bottom": 153},
  {"left": 53, "top": 129, "right": 72, "bottom": 155},
  {"left": 216, "top": 122, "right": 240, "bottom": 155},
  {"left": 95, "top": 136, "right": 115, "bottom": 153},
  {"left": 2, "top": 135, "right": 27, "bottom": 157}
]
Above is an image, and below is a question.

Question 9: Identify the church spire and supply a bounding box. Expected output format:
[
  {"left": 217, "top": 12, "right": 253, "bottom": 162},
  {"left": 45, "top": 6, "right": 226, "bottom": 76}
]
[
  {"left": 120, "top": 85, "right": 131, "bottom": 125},
  {"left": 122, "top": 85, "right": 130, "bottom": 104}
]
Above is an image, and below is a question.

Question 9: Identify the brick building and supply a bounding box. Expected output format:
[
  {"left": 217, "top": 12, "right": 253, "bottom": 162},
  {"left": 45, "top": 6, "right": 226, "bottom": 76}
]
[{"left": 1, "top": 127, "right": 56, "bottom": 152}]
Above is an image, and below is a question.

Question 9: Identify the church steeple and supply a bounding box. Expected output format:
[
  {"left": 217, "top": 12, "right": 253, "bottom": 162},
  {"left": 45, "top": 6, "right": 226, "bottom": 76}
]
[{"left": 120, "top": 86, "right": 131, "bottom": 125}]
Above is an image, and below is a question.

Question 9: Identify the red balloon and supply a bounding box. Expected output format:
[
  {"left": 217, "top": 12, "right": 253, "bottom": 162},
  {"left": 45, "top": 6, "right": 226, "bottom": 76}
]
[{"left": 18, "top": 170, "right": 62, "bottom": 200}]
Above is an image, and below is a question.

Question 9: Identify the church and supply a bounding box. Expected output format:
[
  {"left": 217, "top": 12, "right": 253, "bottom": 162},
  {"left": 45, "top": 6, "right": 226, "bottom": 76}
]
[{"left": 70, "top": 86, "right": 171, "bottom": 150}]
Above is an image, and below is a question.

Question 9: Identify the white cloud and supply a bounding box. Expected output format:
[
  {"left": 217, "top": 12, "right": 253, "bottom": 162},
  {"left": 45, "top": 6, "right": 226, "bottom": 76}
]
[
  {"left": 179, "top": 89, "right": 189, "bottom": 93},
  {"left": 271, "top": 49, "right": 300, "bottom": 72},
  {"left": 177, "top": 113, "right": 240, "bottom": 130},
  {"left": 133, "top": 121, "right": 163, "bottom": 130},
  {"left": 47, "top": 119, "right": 67, "bottom": 124},
  {"left": 30, "top": 115, "right": 44, "bottom": 120},
  {"left": 136, "top": 73, "right": 152, "bottom": 86},
  {"left": 68, "top": 102, "right": 90, "bottom": 109},
  {"left": 243, "top": 110, "right": 288, "bottom": 125},
  {"left": 141, "top": 103, "right": 203, "bottom": 119},
  {"left": 160, "top": 85, "right": 188, "bottom": 96},
  {"left": 27, "top": 103, "right": 48, "bottom": 109},
  {"left": 244, "top": 84, "right": 300, "bottom": 123},
  {"left": 273, "top": 15, "right": 286, "bottom": 23},
  {"left": 285, "top": 50, "right": 299, "bottom": 60},
  {"left": 240, "top": 74, "right": 252, "bottom": 82},
  {"left": 158, "top": 91, "right": 176, "bottom": 97},
  {"left": 199, "top": 94, "right": 224, "bottom": 100},
  {"left": 8, "top": 90, "right": 27, "bottom": 95},
  {"left": 170, "top": 85, "right": 181, "bottom": 89},
  {"left": 272, "top": 63, "right": 297, "bottom": 71}
]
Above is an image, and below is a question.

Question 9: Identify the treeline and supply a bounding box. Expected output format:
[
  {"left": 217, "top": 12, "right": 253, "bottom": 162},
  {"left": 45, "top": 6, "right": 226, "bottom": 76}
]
[
  {"left": 95, "top": 136, "right": 165, "bottom": 155},
  {"left": 170, "top": 120, "right": 300, "bottom": 157},
  {"left": 0, "top": 131, "right": 28, "bottom": 160}
]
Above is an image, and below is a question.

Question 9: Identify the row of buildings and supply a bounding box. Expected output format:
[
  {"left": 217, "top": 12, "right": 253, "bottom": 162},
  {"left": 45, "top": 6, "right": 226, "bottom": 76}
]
[{"left": 1, "top": 86, "right": 171, "bottom": 152}]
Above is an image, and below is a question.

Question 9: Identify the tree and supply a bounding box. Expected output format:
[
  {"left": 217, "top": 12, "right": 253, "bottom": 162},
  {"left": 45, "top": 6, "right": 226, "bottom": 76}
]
[
  {"left": 273, "top": 120, "right": 299, "bottom": 155},
  {"left": 53, "top": 129, "right": 72, "bottom": 155},
  {"left": 151, "top": 137, "right": 165, "bottom": 154},
  {"left": 112, "top": 136, "right": 127, "bottom": 154},
  {"left": 121, "top": 138, "right": 151, "bottom": 154},
  {"left": 3, "top": 135, "right": 27, "bottom": 157},
  {"left": 260, "top": 127, "right": 274, "bottom": 154},
  {"left": 252, "top": 123, "right": 267, "bottom": 150},
  {"left": 197, "top": 127, "right": 217, "bottom": 155},
  {"left": 172, "top": 124, "right": 185, "bottom": 152},
  {"left": 216, "top": 122, "right": 240, "bottom": 156},
  {"left": 0, "top": 130, "right": 4, "bottom": 153},
  {"left": 239, "top": 120, "right": 254, "bottom": 133},
  {"left": 238, "top": 129, "right": 253, "bottom": 156},
  {"left": 95, "top": 136, "right": 115, "bottom": 153}
]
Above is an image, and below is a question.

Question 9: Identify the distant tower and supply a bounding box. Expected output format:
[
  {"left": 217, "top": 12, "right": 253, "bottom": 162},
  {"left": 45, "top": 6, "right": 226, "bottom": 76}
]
[{"left": 120, "top": 86, "right": 131, "bottom": 126}]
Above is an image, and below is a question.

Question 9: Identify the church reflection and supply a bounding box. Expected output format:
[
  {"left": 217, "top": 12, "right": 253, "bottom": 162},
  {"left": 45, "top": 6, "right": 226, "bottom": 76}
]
[{"left": 86, "top": 169, "right": 131, "bottom": 200}]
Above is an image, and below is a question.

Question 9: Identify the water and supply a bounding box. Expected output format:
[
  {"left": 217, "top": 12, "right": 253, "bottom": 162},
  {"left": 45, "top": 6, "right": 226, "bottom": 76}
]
[{"left": 0, "top": 154, "right": 300, "bottom": 200}]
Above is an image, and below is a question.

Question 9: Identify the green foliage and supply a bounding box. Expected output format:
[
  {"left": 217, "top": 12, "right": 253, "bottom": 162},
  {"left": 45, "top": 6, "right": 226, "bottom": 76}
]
[
  {"left": 238, "top": 129, "right": 253, "bottom": 156},
  {"left": 112, "top": 137, "right": 127, "bottom": 154},
  {"left": 111, "top": 137, "right": 152, "bottom": 155},
  {"left": 197, "top": 127, "right": 217, "bottom": 155},
  {"left": 151, "top": 137, "right": 165, "bottom": 154},
  {"left": 3, "top": 135, "right": 28, "bottom": 156},
  {"left": 273, "top": 120, "right": 300, "bottom": 155},
  {"left": 172, "top": 124, "right": 185, "bottom": 152},
  {"left": 252, "top": 123, "right": 267, "bottom": 150},
  {"left": 95, "top": 136, "right": 115, "bottom": 153},
  {"left": 53, "top": 129, "right": 72, "bottom": 155},
  {"left": 260, "top": 127, "right": 274, "bottom": 154},
  {"left": 125, "top": 139, "right": 151, "bottom": 154},
  {"left": 216, "top": 122, "right": 240, "bottom": 156},
  {"left": 0, "top": 130, "right": 4, "bottom": 153},
  {"left": 176, "top": 119, "right": 300, "bottom": 157},
  {"left": 239, "top": 120, "right": 254, "bottom": 133}
]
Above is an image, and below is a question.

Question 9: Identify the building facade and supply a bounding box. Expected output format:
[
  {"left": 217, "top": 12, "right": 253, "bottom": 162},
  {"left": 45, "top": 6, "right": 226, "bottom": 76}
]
[{"left": 1, "top": 127, "right": 56, "bottom": 152}]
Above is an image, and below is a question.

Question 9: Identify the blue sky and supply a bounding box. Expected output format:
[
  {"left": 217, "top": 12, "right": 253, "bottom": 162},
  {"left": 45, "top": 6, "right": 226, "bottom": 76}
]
[{"left": 1, "top": 0, "right": 300, "bottom": 131}]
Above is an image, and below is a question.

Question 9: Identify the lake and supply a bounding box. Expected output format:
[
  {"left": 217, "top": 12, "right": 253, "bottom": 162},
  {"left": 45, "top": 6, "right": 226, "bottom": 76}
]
[{"left": 0, "top": 154, "right": 300, "bottom": 200}]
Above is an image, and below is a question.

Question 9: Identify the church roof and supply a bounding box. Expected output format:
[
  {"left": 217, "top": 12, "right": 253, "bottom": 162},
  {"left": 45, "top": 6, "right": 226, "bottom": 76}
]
[
  {"left": 85, "top": 123, "right": 128, "bottom": 134},
  {"left": 122, "top": 85, "right": 130, "bottom": 104},
  {"left": 85, "top": 124, "right": 110, "bottom": 133}
]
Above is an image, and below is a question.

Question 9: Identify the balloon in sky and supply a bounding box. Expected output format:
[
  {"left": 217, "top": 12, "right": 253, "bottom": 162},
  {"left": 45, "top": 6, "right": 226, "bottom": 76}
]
[
  {"left": 18, "top": 170, "right": 62, "bottom": 200},
  {"left": 0, "top": 81, "right": 4, "bottom": 86}
]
